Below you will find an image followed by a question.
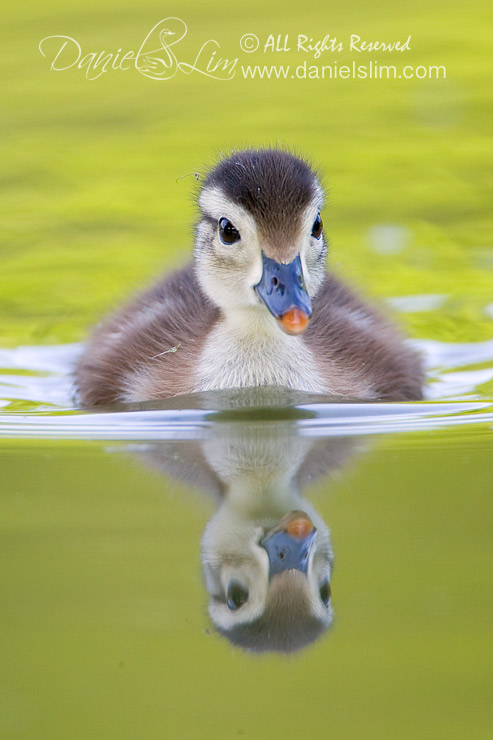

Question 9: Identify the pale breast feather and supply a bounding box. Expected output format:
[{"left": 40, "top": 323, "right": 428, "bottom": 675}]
[{"left": 194, "top": 317, "right": 327, "bottom": 393}]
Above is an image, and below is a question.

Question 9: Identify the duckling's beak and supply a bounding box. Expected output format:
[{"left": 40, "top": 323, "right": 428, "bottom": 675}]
[
  {"left": 254, "top": 253, "right": 312, "bottom": 335},
  {"left": 260, "top": 511, "right": 317, "bottom": 579}
]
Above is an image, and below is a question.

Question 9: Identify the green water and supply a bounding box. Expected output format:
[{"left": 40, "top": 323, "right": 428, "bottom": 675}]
[
  {"left": 1, "top": 423, "right": 491, "bottom": 740},
  {"left": 1, "top": 0, "right": 493, "bottom": 349},
  {"left": 2, "top": 0, "right": 493, "bottom": 737}
]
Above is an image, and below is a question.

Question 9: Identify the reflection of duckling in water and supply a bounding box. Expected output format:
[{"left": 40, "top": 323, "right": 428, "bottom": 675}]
[
  {"left": 133, "top": 407, "right": 363, "bottom": 653},
  {"left": 200, "top": 445, "right": 336, "bottom": 653},
  {"left": 76, "top": 148, "right": 423, "bottom": 406}
]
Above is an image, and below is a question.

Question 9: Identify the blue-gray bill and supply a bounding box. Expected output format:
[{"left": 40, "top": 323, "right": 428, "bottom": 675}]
[
  {"left": 260, "top": 513, "right": 317, "bottom": 579},
  {"left": 254, "top": 253, "right": 312, "bottom": 335}
]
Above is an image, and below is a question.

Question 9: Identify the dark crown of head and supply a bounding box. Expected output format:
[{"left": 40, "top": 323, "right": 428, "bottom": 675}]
[{"left": 202, "top": 149, "right": 321, "bottom": 245}]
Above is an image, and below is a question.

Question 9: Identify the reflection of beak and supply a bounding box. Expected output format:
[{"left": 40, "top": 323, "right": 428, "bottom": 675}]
[
  {"left": 254, "top": 253, "right": 312, "bottom": 335},
  {"left": 260, "top": 511, "right": 317, "bottom": 578}
]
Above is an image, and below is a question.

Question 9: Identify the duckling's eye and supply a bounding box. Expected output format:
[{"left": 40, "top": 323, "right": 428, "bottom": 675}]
[
  {"left": 319, "top": 580, "right": 331, "bottom": 607},
  {"left": 226, "top": 580, "right": 249, "bottom": 610},
  {"left": 311, "top": 213, "right": 323, "bottom": 239},
  {"left": 218, "top": 218, "right": 240, "bottom": 245}
]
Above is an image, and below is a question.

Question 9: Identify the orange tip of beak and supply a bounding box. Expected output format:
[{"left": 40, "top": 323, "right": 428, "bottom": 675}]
[
  {"left": 285, "top": 515, "right": 315, "bottom": 539},
  {"left": 278, "top": 308, "right": 310, "bottom": 335}
]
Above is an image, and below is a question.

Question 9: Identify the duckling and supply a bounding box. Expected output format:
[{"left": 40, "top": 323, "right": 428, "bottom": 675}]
[
  {"left": 75, "top": 148, "right": 424, "bottom": 405},
  {"left": 134, "top": 421, "right": 359, "bottom": 653},
  {"left": 199, "top": 429, "right": 338, "bottom": 653}
]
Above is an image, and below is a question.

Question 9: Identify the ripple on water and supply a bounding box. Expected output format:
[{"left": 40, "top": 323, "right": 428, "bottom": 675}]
[{"left": 0, "top": 338, "right": 491, "bottom": 439}]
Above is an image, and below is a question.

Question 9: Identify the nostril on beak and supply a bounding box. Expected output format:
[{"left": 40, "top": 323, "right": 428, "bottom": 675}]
[{"left": 270, "top": 277, "right": 285, "bottom": 296}]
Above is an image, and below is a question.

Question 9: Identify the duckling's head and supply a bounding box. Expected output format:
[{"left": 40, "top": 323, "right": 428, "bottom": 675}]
[
  {"left": 194, "top": 149, "right": 326, "bottom": 335},
  {"left": 201, "top": 506, "right": 334, "bottom": 653}
]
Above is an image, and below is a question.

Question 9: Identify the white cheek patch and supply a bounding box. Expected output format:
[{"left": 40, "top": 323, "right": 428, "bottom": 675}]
[
  {"left": 198, "top": 186, "right": 265, "bottom": 303},
  {"left": 298, "top": 198, "right": 327, "bottom": 294},
  {"left": 195, "top": 220, "right": 211, "bottom": 244},
  {"left": 300, "top": 250, "right": 311, "bottom": 285},
  {"left": 247, "top": 250, "right": 264, "bottom": 289}
]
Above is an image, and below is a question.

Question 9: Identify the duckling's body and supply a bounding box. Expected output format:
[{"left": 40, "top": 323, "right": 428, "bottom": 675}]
[{"left": 76, "top": 149, "right": 423, "bottom": 405}]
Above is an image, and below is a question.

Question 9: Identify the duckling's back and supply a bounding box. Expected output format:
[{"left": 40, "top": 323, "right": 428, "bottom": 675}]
[
  {"left": 305, "top": 274, "right": 424, "bottom": 401},
  {"left": 75, "top": 263, "right": 219, "bottom": 406}
]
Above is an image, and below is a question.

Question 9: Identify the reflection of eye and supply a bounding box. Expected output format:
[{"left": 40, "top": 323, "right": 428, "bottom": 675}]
[
  {"left": 226, "top": 581, "right": 249, "bottom": 610},
  {"left": 319, "top": 580, "right": 331, "bottom": 607},
  {"left": 311, "top": 212, "right": 323, "bottom": 239},
  {"left": 219, "top": 218, "right": 240, "bottom": 245}
]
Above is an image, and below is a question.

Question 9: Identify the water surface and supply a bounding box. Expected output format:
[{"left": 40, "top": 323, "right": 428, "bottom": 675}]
[{"left": 0, "top": 340, "right": 492, "bottom": 740}]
